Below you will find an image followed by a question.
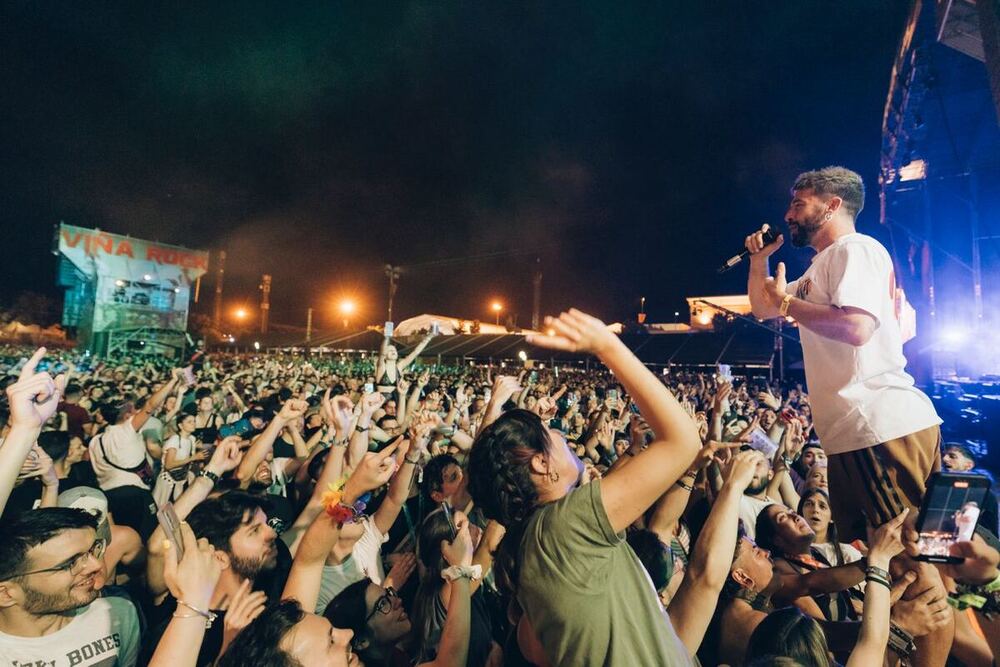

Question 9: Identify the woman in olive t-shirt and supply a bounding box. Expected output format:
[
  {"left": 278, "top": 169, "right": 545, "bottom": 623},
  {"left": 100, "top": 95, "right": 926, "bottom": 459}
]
[{"left": 467, "top": 309, "right": 702, "bottom": 666}]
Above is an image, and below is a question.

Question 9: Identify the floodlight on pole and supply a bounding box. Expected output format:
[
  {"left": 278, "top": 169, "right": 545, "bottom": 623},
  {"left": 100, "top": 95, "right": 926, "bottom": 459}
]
[{"left": 491, "top": 301, "right": 503, "bottom": 326}]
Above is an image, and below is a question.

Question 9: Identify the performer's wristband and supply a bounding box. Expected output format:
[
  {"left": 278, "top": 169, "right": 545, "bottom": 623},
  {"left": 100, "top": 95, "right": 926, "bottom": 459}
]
[{"left": 779, "top": 294, "right": 794, "bottom": 318}]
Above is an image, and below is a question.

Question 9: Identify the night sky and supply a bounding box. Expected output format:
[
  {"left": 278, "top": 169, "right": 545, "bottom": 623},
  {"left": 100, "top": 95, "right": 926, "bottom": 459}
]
[{"left": 1, "top": 1, "right": 911, "bottom": 331}]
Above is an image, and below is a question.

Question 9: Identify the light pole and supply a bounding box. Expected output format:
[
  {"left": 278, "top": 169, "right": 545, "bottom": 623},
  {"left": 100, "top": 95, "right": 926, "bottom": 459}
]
[{"left": 491, "top": 301, "right": 503, "bottom": 326}]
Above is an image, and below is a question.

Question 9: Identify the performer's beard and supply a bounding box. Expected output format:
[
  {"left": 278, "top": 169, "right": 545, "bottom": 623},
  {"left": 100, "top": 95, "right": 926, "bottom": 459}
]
[{"left": 788, "top": 211, "right": 825, "bottom": 248}]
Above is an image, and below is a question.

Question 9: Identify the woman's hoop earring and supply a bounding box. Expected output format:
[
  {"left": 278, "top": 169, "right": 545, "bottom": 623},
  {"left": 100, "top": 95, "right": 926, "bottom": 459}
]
[{"left": 548, "top": 470, "right": 561, "bottom": 483}]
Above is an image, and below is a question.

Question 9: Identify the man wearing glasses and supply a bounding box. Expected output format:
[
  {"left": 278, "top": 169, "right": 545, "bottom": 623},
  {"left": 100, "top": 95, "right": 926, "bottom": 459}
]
[{"left": 0, "top": 507, "right": 140, "bottom": 666}]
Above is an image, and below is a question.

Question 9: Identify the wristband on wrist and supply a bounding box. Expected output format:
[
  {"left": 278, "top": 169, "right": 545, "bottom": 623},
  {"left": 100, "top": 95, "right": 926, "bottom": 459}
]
[
  {"left": 866, "top": 574, "right": 891, "bottom": 590},
  {"left": 867, "top": 565, "right": 890, "bottom": 581},
  {"left": 676, "top": 479, "right": 695, "bottom": 492},
  {"left": 778, "top": 294, "right": 794, "bottom": 318},
  {"left": 356, "top": 425, "right": 370, "bottom": 433},
  {"left": 199, "top": 470, "right": 221, "bottom": 485},
  {"left": 404, "top": 456, "right": 421, "bottom": 465},
  {"left": 441, "top": 564, "right": 482, "bottom": 582},
  {"left": 887, "top": 622, "right": 916, "bottom": 658}
]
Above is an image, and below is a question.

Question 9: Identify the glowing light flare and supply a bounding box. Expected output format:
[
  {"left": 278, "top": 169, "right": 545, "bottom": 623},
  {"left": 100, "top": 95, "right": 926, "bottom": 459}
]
[
  {"left": 490, "top": 301, "right": 503, "bottom": 312},
  {"left": 234, "top": 308, "right": 248, "bottom": 320},
  {"left": 941, "top": 327, "right": 969, "bottom": 346},
  {"left": 339, "top": 299, "right": 356, "bottom": 315},
  {"left": 518, "top": 350, "right": 528, "bottom": 362}
]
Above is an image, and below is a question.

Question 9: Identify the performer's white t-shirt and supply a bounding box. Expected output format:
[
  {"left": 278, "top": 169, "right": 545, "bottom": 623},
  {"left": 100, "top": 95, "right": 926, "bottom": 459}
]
[{"left": 786, "top": 233, "right": 940, "bottom": 455}]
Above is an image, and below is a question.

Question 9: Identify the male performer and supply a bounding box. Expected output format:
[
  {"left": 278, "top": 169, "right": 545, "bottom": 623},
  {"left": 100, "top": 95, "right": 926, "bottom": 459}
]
[{"left": 745, "top": 166, "right": 951, "bottom": 665}]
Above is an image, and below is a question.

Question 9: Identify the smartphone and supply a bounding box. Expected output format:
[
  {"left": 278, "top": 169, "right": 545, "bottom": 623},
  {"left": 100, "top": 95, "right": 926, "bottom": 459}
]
[
  {"left": 607, "top": 388, "right": 620, "bottom": 410},
  {"left": 915, "top": 472, "right": 991, "bottom": 563},
  {"left": 528, "top": 371, "right": 539, "bottom": 385},
  {"left": 181, "top": 365, "right": 196, "bottom": 387},
  {"left": 440, "top": 501, "right": 458, "bottom": 541},
  {"left": 483, "top": 388, "right": 492, "bottom": 403},
  {"left": 384, "top": 321, "right": 394, "bottom": 337},
  {"left": 156, "top": 503, "right": 185, "bottom": 559},
  {"left": 746, "top": 427, "right": 778, "bottom": 460},
  {"left": 717, "top": 364, "right": 733, "bottom": 383},
  {"left": 219, "top": 418, "right": 252, "bottom": 439},
  {"left": 629, "top": 402, "right": 641, "bottom": 415}
]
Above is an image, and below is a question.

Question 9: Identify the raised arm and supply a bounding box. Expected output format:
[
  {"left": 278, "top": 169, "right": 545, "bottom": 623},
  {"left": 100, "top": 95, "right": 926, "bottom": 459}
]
[
  {"left": 282, "top": 443, "right": 400, "bottom": 610},
  {"left": 528, "top": 310, "right": 701, "bottom": 534},
  {"left": 398, "top": 333, "right": 434, "bottom": 372},
  {"left": 745, "top": 224, "right": 785, "bottom": 320},
  {"left": 847, "top": 510, "right": 908, "bottom": 667},
  {"left": 149, "top": 522, "right": 221, "bottom": 667},
  {"left": 236, "top": 399, "right": 307, "bottom": 487},
  {"left": 1, "top": 348, "right": 67, "bottom": 514},
  {"left": 131, "top": 370, "right": 181, "bottom": 431},
  {"left": 669, "top": 450, "right": 759, "bottom": 654},
  {"left": 147, "top": 440, "right": 243, "bottom": 597},
  {"left": 419, "top": 512, "right": 474, "bottom": 667}
]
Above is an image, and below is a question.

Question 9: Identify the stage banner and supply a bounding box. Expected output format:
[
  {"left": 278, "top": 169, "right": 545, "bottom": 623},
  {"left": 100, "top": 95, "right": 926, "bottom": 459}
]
[{"left": 57, "top": 223, "right": 209, "bottom": 283}]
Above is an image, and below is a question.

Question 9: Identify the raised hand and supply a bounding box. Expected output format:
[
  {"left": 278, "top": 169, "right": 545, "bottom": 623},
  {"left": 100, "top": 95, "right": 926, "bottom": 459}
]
[
  {"left": 345, "top": 440, "right": 402, "bottom": 497},
  {"left": 691, "top": 439, "right": 742, "bottom": 472},
  {"left": 161, "top": 521, "right": 221, "bottom": 611},
  {"left": 867, "top": 508, "right": 909, "bottom": 566},
  {"left": 361, "top": 392, "right": 385, "bottom": 415},
  {"left": 222, "top": 579, "right": 267, "bottom": 650},
  {"left": 757, "top": 390, "right": 781, "bottom": 410},
  {"left": 722, "top": 449, "right": 762, "bottom": 492},
  {"left": 6, "top": 347, "right": 68, "bottom": 429},
  {"left": 491, "top": 375, "right": 521, "bottom": 404},
  {"left": 526, "top": 309, "right": 618, "bottom": 356},
  {"left": 744, "top": 223, "right": 784, "bottom": 259},
  {"left": 384, "top": 552, "right": 417, "bottom": 590},
  {"left": 440, "top": 510, "right": 474, "bottom": 568},
  {"left": 206, "top": 437, "right": 244, "bottom": 476},
  {"left": 278, "top": 398, "right": 309, "bottom": 421}
]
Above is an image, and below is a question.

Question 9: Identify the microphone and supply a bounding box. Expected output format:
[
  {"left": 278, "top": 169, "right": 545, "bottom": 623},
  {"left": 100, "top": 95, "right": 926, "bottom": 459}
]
[{"left": 717, "top": 225, "right": 782, "bottom": 273}]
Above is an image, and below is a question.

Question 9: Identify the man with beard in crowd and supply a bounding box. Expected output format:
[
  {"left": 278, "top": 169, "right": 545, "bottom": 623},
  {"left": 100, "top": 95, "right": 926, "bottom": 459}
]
[
  {"left": 139, "top": 491, "right": 283, "bottom": 666},
  {"left": 0, "top": 508, "right": 141, "bottom": 666}
]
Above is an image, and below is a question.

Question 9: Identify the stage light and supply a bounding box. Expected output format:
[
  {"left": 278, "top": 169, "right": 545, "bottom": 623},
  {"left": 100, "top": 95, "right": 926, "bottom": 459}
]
[
  {"left": 339, "top": 299, "right": 356, "bottom": 315},
  {"left": 115, "top": 279, "right": 125, "bottom": 287},
  {"left": 253, "top": 341, "right": 260, "bottom": 351},
  {"left": 941, "top": 327, "right": 969, "bottom": 345},
  {"left": 518, "top": 350, "right": 528, "bottom": 362},
  {"left": 235, "top": 308, "right": 248, "bottom": 320},
  {"left": 143, "top": 274, "right": 152, "bottom": 281}
]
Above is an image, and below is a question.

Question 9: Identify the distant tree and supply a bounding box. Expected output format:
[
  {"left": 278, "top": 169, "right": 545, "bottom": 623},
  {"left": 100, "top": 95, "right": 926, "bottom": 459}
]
[{"left": 1, "top": 291, "right": 62, "bottom": 326}]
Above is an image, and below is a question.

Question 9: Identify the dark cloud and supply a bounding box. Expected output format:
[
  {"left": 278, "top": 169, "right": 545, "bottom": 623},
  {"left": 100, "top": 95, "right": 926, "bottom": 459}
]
[{"left": 1, "top": 1, "right": 910, "bottom": 328}]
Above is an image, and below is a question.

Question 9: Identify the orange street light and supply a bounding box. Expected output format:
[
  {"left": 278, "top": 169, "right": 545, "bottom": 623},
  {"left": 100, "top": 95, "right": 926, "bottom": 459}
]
[
  {"left": 234, "top": 308, "right": 248, "bottom": 321},
  {"left": 339, "top": 299, "right": 356, "bottom": 329}
]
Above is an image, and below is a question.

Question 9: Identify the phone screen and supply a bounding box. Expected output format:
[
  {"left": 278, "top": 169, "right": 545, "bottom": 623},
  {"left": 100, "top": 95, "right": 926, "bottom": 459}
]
[
  {"left": 364, "top": 382, "right": 374, "bottom": 394},
  {"left": 156, "top": 503, "right": 185, "bottom": 559},
  {"left": 384, "top": 321, "right": 394, "bottom": 337},
  {"left": 915, "top": 473, "right": 991, "bottom": 563},
  {"left": 182, "top": 366, "right": 196, "bottom": 387}
]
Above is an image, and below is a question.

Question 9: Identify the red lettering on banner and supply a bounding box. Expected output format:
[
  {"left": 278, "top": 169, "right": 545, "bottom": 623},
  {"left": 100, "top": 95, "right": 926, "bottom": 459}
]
[
  {"left": 61, "top": 230, "right": 84, "bottom": 248},
  {"left": 93, "top": 234, "right": 113, "bottom": 255},
  {"left": 145, "top": 245, "right": 208, "bottom": 270},
  {"left": 115, "top": 240, "right": 134, "bottom": 257}
]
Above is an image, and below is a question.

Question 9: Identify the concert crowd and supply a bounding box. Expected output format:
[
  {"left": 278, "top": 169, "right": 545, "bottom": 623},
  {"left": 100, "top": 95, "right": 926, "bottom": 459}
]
[{"left": 0, "top": 311, "right": 998, "bottom": 667}]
